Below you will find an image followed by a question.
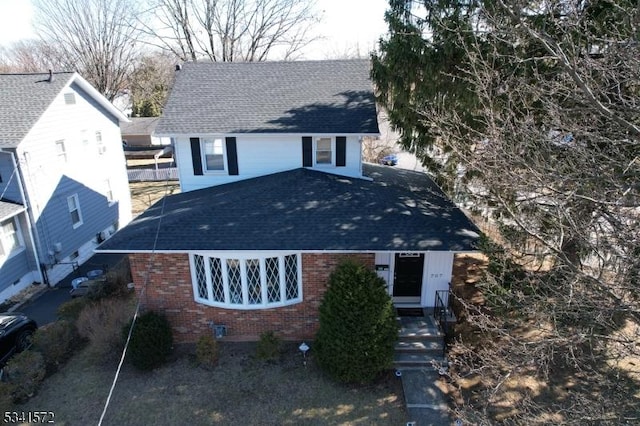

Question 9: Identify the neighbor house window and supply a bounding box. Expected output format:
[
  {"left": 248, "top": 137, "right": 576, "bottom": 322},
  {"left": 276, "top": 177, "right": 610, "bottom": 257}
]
[
  {"left": 203, "top": 138, "right": 225, "bottom": 172},
  {"left": 191, "top": 253, "right": 302, "bottom": 309},
  {"left": 67, "top": 194, "right": 83, "bottom": 228},
  {"left": 56, "top": 140, "right": 67, "bottom": 162},
  {"left": 315, "top": 137, "right": 332, "bottom": 165},
  {"left": 96, "top": 131, "right": 106, "bottom": 155},
  {"left": 104, "top": 179, "right": 115, "bottom": 204},
  {"left": 0, "top": 218, "right": 23, "bottom": 259}
]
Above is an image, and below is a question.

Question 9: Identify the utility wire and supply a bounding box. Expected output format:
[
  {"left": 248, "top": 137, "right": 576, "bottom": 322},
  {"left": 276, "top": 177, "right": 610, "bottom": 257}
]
[
  {"left": 98, "top": 170, "right": 175, "bottom": 426},
  {"left": 0, "top": 165, "right": 20, "bottom": 202}
]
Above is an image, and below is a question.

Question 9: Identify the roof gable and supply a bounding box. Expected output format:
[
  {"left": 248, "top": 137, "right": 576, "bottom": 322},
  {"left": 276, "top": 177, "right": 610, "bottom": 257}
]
[
  {"left": 0, "top": 72, "right": 128, "bottom": 148},
  {"left": 156, "top": 60, "right": 380, "bottom": 135},
  {"left": 121, "top": 117, "right": 160, "bottom": 136},
  {"left": 97, "top": 164, "right": 480, "bottom": 253}
]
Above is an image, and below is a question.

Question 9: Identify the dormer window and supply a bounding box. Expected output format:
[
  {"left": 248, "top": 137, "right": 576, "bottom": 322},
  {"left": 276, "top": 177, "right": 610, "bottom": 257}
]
[{"left": 315, "top": 137, "right": 333, "bottom": 165}]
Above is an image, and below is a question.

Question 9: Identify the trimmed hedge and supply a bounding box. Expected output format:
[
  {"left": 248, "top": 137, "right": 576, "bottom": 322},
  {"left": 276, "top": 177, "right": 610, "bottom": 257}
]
[{"left": 315, "top": 260, "right": 398, "bottom": 383}]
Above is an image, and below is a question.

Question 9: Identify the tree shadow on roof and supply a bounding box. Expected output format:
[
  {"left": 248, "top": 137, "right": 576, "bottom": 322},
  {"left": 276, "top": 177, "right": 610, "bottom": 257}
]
[{"left": 246, "top": 90, "right": 379, "bottom": 134}]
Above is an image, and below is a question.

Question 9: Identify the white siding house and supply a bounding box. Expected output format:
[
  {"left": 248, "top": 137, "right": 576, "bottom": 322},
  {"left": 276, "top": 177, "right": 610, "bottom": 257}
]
[
  {"left": 96, "top": 60, "right": 480, "bottom": 342},
  {"left": 0, "top": 72, "right": 132, "bottom": 301},
  {"left": 172, "top": 134, "right": 364, "bottom": 192}
]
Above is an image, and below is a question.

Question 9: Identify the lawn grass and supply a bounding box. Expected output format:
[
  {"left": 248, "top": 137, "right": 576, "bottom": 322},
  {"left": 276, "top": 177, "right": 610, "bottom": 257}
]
[
  {"left": 21, "top": 342, "right": 406, "bottom": 425},
  {"left": 129, "top": 180, "right": 180, "bottom": 217}
]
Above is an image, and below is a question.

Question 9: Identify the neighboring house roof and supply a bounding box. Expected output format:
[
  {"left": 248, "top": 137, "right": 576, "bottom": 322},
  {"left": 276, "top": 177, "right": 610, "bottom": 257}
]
[
  {"left": 0, "top": 200, "right": 25, "bottom": 222},
  {"left": 156, "top": 60, "right": 380, "bottom": 136},
  {"left": 0, "top": 72, "right": 128, "bottom": 148},
  {"left": 121, "top": 117, "right": 160, "bottom": 136},
  {"left": 97, "top": 164, "right": 480, "bottom": 253}
]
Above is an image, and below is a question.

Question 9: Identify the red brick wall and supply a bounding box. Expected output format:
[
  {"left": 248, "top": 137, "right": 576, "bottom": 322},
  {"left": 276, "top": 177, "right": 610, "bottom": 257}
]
[{"left": 128, "top": 252, "right": 375, "bottom": 343}]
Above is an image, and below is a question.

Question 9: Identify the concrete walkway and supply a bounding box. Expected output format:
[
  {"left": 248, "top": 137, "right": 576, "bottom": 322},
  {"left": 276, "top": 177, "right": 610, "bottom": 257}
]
[
  {"left": 394, "top": 311, "right": 452, "bottom": 425},
  {"left": 399, "top": 367, "right": 451, "bottom": 425}
]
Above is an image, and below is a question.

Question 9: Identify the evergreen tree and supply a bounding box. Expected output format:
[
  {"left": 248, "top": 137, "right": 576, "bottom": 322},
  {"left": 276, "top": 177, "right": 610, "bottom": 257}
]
[
  {"left": 372, "top": 0, "right": 639, "bottom": 422},
  {"left": 315, "top": 260, "right": 398, "bottom": 384}
]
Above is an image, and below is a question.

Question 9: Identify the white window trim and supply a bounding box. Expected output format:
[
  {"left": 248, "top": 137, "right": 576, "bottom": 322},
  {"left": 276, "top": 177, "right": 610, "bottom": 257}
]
[
  {"left": 67, "top": 194, "right": 83, "bottom": 229},
  {"left": 0, "top": 217, "right": 25, "bottom": 262},
  {"left": 314, "top": 136, "right": 335, "bottom": 167},
  {"left": 201, "top": 137, "right": 227, "bottom": 174},
  {"left": 56, "top": 140, "right": 67, "bottom": 163},
  {"left": 190, "top": 253, "right": 303, "bottom": 310},
  {"left": 96, "top": 131, "right": 106, "bottom": 155},
  {"left": 105, "top": 179, "right": 115, "bottom": 205}
]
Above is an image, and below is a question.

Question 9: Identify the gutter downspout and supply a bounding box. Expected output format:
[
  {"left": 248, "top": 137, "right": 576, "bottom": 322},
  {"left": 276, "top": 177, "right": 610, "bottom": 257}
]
[{"left": 1, "top": 150, "right": 47, "bottom": 286}]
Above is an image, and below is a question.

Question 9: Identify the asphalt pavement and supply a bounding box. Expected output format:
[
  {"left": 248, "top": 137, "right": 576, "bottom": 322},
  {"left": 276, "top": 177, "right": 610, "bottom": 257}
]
[{"left": 16, "top": 253, "right": 124, "bottom": 326}]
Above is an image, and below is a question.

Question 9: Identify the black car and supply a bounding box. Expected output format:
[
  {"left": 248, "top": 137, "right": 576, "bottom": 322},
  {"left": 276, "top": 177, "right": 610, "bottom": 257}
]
[{"left": 0, "top": 313, "right": 37, "bottom": 366}]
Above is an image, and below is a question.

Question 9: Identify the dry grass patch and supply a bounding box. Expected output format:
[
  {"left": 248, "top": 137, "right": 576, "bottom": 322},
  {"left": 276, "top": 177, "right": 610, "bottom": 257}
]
[
  {"left": 129, "top": 181, "right": 180, "bottom": 217},
  {"left": 21, "top": 342, "right": 406, "bottom": 425}
]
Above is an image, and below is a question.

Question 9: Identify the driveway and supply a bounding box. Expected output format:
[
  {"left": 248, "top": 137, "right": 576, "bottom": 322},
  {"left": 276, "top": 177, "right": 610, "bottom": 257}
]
[{"left": 18, "top": 253, "right": 124, "bottom": 326}]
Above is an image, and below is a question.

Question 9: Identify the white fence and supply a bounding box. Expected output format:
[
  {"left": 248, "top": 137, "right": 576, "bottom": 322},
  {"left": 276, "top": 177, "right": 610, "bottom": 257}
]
[{"left": 127, "top": 167, "right": 179, "bottom": 182}]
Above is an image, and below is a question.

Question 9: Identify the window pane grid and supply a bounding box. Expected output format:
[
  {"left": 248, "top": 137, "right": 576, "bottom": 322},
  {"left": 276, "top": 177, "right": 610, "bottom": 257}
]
[
  {"left": 227, "top": 259, "right": 242, "bottom": 304},
  {"left": 193, "top": 254, "right": 300, "bottom": 308},
  {"left": 194, "top": 255, "right": 208, "bottom": 299},
  {"left": 285, "top": 255, "right": 299, "bottom": 300},
  {"left": 265, "top": 257, "right": 280, "bottom": 302},
  {"left": 246, "top": 259, "right": 261, "bottom": 304},
  {"left": 209, "top": 257, "right": 224, "bottom": 302}
]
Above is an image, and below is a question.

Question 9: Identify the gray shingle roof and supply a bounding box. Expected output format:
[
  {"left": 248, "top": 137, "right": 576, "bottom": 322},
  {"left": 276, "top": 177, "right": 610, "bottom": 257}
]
[
  {"left": 156, "top": 60, "right": 379, "bottom": 135},
  {"left": 121, "top": 117, "right": 160, "bottom": 136},
  {"left": 97, "top": 164, "right": 480, "bottom": 253},
  {"left": 0, "top": 200, "right": 25, "bottom": 222},
  {"left": 0, "top": 72, "right": 75, "bottom": 147}
]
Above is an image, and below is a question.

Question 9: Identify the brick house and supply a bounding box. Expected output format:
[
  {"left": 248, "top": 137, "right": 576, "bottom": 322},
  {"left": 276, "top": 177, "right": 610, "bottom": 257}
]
[{"left": 96, "top": 60, "right": 480, "bottom": 342}]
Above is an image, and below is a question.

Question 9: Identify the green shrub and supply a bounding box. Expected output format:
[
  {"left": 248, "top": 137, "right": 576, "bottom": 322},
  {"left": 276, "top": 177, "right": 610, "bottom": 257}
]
[
  {"left": 125, "top": 311, "right": 173, "bottom": 371},
  {"left": 256, "top": 331, "right": 281, "bottom": 361},
  {"left": 56, "top": 297, "right": 88, "bottom": 322},
  {"left": 315, "top": 260, "right": 398, "bottom": 383},
  {"left": 32, "top": 320, "right": 79, "bottom": 371},
  {"left": 78, "top": 298, "right": 133, "bottom": 363},
  {"left": 195, "top": 334, "right": 218, "bottom": 369},
  {"left": 3, "top": 350, "right": 46, "bottom": 403}
]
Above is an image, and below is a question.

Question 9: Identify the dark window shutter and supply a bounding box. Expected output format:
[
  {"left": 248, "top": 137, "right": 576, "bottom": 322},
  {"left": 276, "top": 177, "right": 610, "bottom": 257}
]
[
  {"left": 190, "top": 137, "right": 203, "bottom": 176},
  {"left": 225, "top": 137, "right": 238, "bottom": 175},
  {"left": 302, "top": 136, "right": 312, "bottom": 167},
  {"left": 336, "top": 136, "right": 346, "bottom": 167}
]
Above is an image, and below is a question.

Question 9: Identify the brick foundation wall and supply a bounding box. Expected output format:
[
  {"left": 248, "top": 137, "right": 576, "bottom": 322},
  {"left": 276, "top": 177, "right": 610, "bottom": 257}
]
[{"left": 128, "top": 252, "right": 375, "bottom": 343}]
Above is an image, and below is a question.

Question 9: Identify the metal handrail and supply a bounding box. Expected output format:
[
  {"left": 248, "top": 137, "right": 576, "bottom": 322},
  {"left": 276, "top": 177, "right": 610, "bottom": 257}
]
[{"left": 434, "top": 287, "right": 454, "bottom": 360}]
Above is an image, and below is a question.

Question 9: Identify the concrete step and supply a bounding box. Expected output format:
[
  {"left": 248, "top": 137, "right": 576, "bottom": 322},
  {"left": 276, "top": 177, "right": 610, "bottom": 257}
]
[
  {"left": 398, "top": 326, "right": 443, "bottom": 339},
  {"left": 395, "top": 339, "right": 444, "bottom": 353},
  {"left": 393, "top": 351, "right": 445, "bottom": 367},
  {"left": 397, "top": 315, "right": 444, "bottom": 339}
]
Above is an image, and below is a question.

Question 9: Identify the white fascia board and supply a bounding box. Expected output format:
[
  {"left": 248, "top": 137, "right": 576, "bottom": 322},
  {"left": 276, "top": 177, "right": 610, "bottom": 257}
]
[
  {"left": 153, "top": 132, "right": 381, "bottom": 138},
  {"left": 68, "top": 73, "right": 130, "bottom": 123},
  {"left": 94, "top": 248, "right": 479, "bottom": 255}
]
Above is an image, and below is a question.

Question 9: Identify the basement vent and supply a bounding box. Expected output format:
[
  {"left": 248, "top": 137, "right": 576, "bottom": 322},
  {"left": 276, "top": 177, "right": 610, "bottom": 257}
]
[{"left": 64, "top": 93, "right": 76, "bottom": 105}]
